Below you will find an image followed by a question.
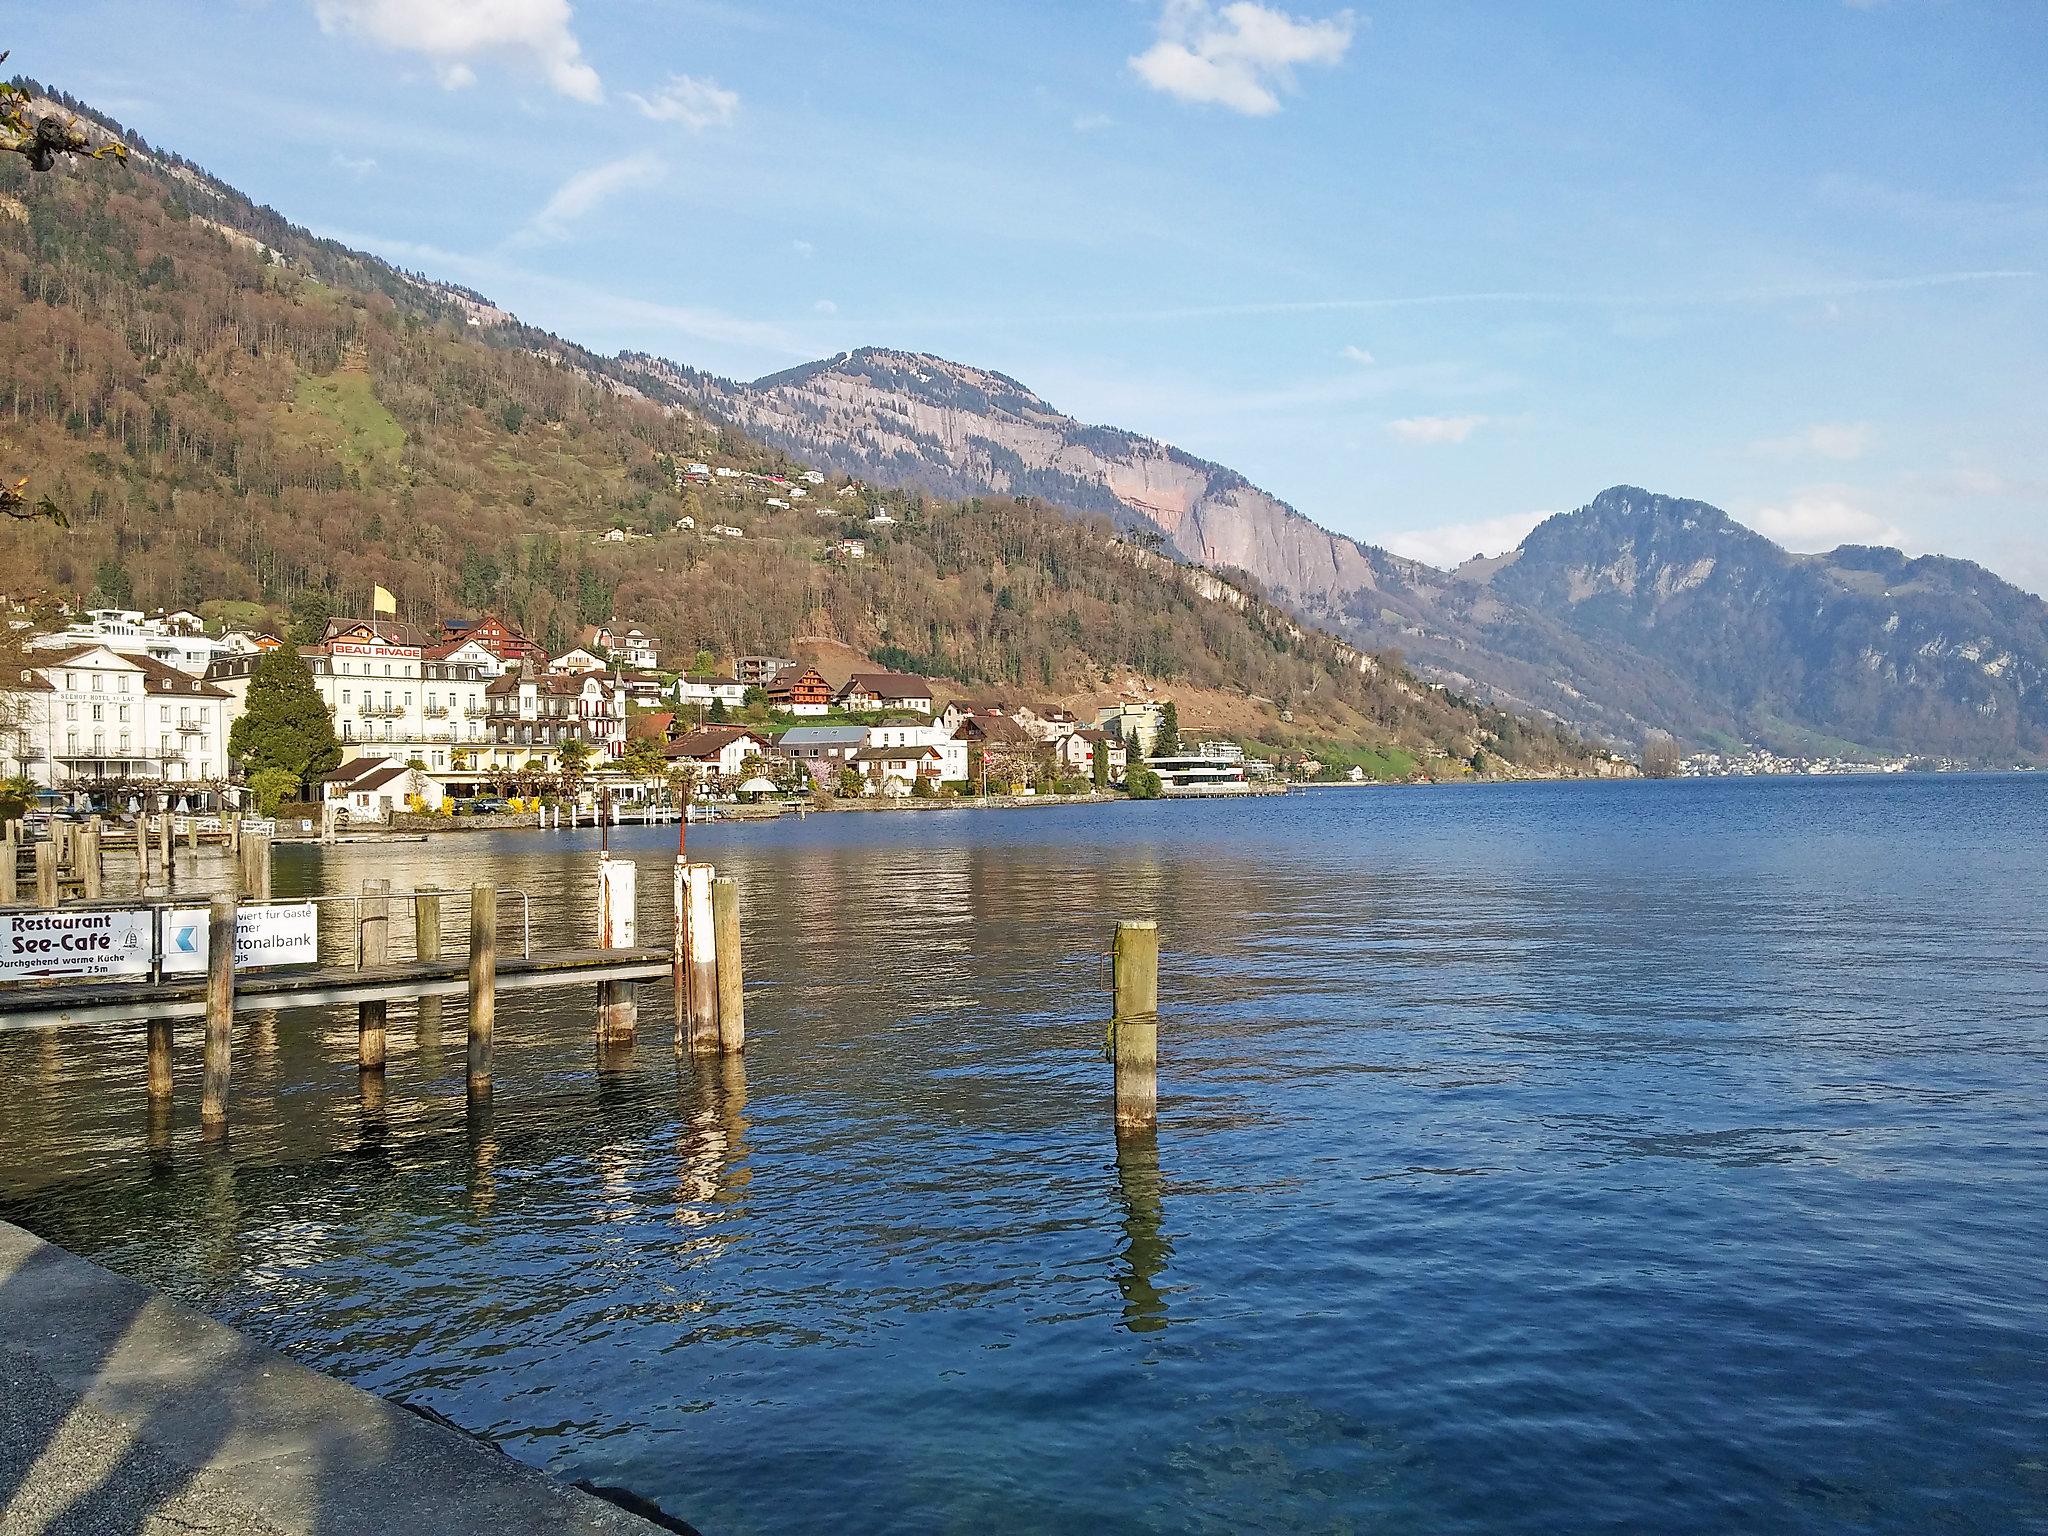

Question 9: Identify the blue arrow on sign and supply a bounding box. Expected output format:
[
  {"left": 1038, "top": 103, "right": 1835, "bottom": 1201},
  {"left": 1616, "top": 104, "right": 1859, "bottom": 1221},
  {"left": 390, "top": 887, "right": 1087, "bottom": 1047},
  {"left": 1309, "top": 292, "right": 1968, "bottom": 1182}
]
[{"left": 174, "top": 925, "right": 200, "bottom": 954}]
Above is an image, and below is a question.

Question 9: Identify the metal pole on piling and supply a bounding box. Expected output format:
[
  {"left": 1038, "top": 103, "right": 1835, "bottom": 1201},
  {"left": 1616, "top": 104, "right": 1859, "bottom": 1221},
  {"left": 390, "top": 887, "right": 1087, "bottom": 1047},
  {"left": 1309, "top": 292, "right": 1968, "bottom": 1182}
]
[
  {"left": 467, "top": 882, "right": 496, "bottom": 1100},
  {"left": 201, "top": 895, "right": 236, "bottom": 1135},
  {"left": 712, "top": 875, "right": 744, "bottom": 1054},
  {"left": 685, "top": 863, "right": 718, "bottom": 1054},
  {"left": 358, "top": 878, "right": 389, "bottom": 1071},
  {"left": 1111, "top": 920, "right": 1160, "bottom": 1131}
]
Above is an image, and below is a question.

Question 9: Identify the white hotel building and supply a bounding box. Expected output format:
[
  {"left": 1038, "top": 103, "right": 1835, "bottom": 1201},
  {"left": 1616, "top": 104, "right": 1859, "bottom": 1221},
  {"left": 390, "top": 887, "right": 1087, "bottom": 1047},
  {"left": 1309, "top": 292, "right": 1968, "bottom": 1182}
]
[{"left": 4, "top": 643, "right": 232, "bottom": 791}]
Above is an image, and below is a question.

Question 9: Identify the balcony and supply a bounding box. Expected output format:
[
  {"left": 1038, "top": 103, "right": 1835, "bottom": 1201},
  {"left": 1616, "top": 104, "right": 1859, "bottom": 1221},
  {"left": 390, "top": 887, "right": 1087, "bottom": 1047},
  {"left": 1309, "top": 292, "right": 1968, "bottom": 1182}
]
[{"left": 423, "top": 704, "right": 451, "bottom": 719}]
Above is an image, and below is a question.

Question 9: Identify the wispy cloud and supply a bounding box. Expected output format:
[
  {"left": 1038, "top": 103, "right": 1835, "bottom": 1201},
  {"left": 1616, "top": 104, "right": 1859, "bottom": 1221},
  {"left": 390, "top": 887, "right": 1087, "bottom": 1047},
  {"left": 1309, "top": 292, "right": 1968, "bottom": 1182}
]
[
  {"left": 1130, "top": 1, "right": 1356, "bottom": 116},
  {"left": 1388, "top": 414, "right": 1486, "bottom": 445},
  {"left": 1338, "top": 343, "right": 1374, "bottom": 364},
  {"left": 1751, "top": 422, "right": 1875, "bottom": 461},
  {"left": 1072, "top": 111, "right": 1116, "bottom": 134},
  {"left": 516, "top": 152, "right": 665, "bottom": 245},
  {"left": 1382, "top": 509, "right": 1553, "bottom": 570},
  {"left": 813, "top": 299, "right": 837, "bottom": 315},
  {"left": 330, "top": 150, "right": 378, "bottom": 179},
  {"left": 1740, "top": 487, "right": 1910, "bottom": 551},
  {"left": 627, "top": 74, "right": 739, "bottom": 130},
  {"left": 310, "top": 0, "right": 603, "bottom": 103}
]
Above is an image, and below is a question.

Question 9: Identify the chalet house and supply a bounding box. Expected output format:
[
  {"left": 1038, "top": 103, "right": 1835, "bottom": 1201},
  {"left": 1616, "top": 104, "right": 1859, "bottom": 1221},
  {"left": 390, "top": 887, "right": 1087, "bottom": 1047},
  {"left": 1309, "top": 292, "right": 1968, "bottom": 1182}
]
[
  {"left": 664, "top": 725, "right": 773, "bottom": 781},
  {"left": 1054, "top": 732, "right": 1096, "bottom": 777},
  {"left": 676, "top": 675, "right": 748, "bottom": 710},
  {"left": 548, "top": 646, "right": 608, "bottom": 674},
  {"left": 835, "top": 671, "right": 935, "bottom": 715},
  {"left": 851, "top": 743, "right": 943, "bottom": 795},
  {"left": 938, "top": 699, "right": 1010, "bottom": 734},
  {"left": 614, "top": 670, "right": 670, "bottom": 710},
  {"left": 443, "top": 613, "right": 547, "bottom": 671},
  {"left": 776, "top": 725, "right": 869, "bottom": 784},
  {"left": 767, "top": 665, "right": 834, "bottom": 716},
  {"left": 612, "top": 625, "right": 658, "bottom": 670},
  {"left": 322, "top": 756, "right": 444, "bottom": 817}
]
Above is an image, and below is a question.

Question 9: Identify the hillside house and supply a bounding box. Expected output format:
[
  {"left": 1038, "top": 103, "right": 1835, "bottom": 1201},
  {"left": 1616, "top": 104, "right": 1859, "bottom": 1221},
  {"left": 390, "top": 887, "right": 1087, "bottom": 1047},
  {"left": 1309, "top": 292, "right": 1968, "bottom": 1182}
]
[
  {"left": 1016, "top": 705, "right": 1080, "bottom": 742},
  {"left": 548, "top": 647, "right": 608, "bottom": 674},
  {"left": 835, "top": 671, "right": 935, "bottom": 715},
  {"left": 677, "top": 674, "right": 748, "bottom": 710},
  {"left": 735, "top": 655, "right": 794, "bottom": 687},
  {"left": 851, "top": 744, "right": 943, "bottom": 796},
  {"left": 767, "top": 666, "right": 833, "bottom": 716},
  {"left": 665, "top": 725, "right": 773, "bottom": 782},
  {"left": 938, "top": 699, "right": 1010, "bottom": 734},
  {"left": 831, "top": 539, "right": 866, "bottom": 561},
  {"left": 777, "top": 724, "right": 870, "bottom": 784}
]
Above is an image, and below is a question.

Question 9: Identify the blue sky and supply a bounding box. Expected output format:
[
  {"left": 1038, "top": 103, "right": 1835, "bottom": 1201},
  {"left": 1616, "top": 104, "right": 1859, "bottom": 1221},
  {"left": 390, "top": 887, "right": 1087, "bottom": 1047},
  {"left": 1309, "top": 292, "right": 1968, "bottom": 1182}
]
[{"left": 17, "top": 1, "right": 2048, "bottom": 590}]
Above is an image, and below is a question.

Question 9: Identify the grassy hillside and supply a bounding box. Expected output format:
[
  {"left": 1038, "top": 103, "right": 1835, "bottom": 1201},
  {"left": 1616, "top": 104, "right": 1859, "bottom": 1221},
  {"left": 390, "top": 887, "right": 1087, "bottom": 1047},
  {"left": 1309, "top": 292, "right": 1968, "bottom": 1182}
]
[{"left": 0, "top": 82, "right": 1614, "bottom": 779}]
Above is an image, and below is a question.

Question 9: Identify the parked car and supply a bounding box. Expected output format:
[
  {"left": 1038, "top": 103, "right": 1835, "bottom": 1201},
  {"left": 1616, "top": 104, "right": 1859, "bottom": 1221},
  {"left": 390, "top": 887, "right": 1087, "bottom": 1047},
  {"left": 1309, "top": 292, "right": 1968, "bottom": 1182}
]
[{"left": 465, "top": 795, "right": 510, "bottom": 814}]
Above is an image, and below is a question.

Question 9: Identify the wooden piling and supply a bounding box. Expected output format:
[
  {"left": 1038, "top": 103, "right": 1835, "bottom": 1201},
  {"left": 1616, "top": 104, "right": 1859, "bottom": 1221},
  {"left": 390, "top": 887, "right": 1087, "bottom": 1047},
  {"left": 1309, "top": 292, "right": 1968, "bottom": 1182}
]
[
  {"left": 227, "top": 816, "right": 241, "bottom": 856},
  {"left": 712, "top": 875, "right": 744, "bottom": 1054},
  {"left": 35, "top": 843, "right": 57, "bottom": 908},
  {"left": 184, "top": 814, "right": 198, "bottom": 852},
  {"left": 415, "top": 891, "right": 442, "bottom": 963},
  {"left": 79, "top": 825, "right": 102, "bottom": 900},
  {"left": 358, "top": 879, "right": 389, "bottom": 1071},
  {"left": 200, "top": 896, "right": 236, "bottom": 1135},
  {"left": 147, "top": 1018, "right": 172, "bottom": 1101},
  {"left": 1111, "top": 920, "right": 1160, "bottom": 1131},
  {"left": 596, "top": 856, "right": 638, "bottom": 1044},
  {"left": 156, "top": 809, "right": 172, "bottom": 887},
  {"left": 467, "top": 882, "right": 495, "bottom": 1098},
  {"left": 685, "top": 863, "right": 718, "bottom": 1055},
  {"left": 0, "top": 825, "right": 15, "bottom": 906}
]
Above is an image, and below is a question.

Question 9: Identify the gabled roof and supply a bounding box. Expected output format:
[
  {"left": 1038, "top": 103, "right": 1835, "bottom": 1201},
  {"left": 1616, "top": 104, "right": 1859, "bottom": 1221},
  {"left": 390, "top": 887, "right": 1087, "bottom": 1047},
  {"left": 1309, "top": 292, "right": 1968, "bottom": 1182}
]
[
  {"left": 321, "top": 616, "right": 428, "bottom": 647},
  {"left": 837, "top": 671, "right": 932, "bottom": 699},
  {"left": 853, "top": 745, "right": 941, "bottom": 763},
  {"left": 777, "top": 725, "right": 870, "bottom": 747},
  {"left": 954, "top": 714, "right": 1032, "bottom": 745},
  {"left": 666, "top": 725, "right": 770, "bottom": 759},
  {"left": 131, "top": 654, "right": 229, "bottom": 697},
  {"left": 323, "top": 755, "right": 398, "bottom": 787}
]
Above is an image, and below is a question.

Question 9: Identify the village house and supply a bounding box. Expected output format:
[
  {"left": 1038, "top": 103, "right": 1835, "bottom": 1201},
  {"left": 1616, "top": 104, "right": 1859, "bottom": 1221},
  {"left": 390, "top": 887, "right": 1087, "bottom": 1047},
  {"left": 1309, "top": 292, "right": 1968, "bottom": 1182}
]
[
  {"left": 440, "top": 612, "right": 547, "bottom": 672},
  {"left": 735, "top": 655, "right": 794, "bottom": 687},
  {"left": 548, "top": 646, "right": 608, "bottom": 674},
  {"left": 766, "top": 665, "right": 834, "bottom": 716},
  {"left": 866, "top": 717, "right": 968, "bottom": 782},
  {"left": 612, "top": 625, "right": 659, "bottom": 670},
  {"left": 835, "top": 671, "right": 935, "bottom": 715},
  {"left": 1076, "top": 727, "right": 1127, "bottom": 781},
  {"left": 830, "top": 539, "right": 865, "bottom": 561},
  {"left": 664, "top": 725, "right": 773, "bottom": 782},
  {"left": 951, "top": 710, "right": 1042, "bottom": 789},
  {"left": 321, "top": 756, "right": 445, "bottom": 819},
  {"left": 675, "top": 674, "right": 748, "bottom": 711},
  {"left": 1097, "top": 701, "right": 1168, "bottom": 757},
  {"left": 3, "top": 644, "right": 233, "bottom": 791},
  {"left": 938, "top": 698, "right": 1010, "bottom": 734},
  {"left": 851, "top": 743, "right": 943, "bottom": 796},
  {"left": 1015, "top": 705, "right": 1081, "bottom": 742},
  {"left": 482, "top": 667, "right": 625, "bottom": 771}
]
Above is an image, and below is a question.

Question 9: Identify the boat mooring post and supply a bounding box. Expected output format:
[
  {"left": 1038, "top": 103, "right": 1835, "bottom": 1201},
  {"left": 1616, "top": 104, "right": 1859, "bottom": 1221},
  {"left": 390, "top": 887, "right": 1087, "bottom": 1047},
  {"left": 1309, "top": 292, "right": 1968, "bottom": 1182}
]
[
  {"left": 713, "top": 875, "right": 745, "bottom": 1054},
  {"left": 358, "top": 878, "right": 389, "bottom": 1072},
  {"left": 35, "top": 842, "right": 57, "bottom": 908},
  {"left": 685, "top": 863, "right": 719, "bottom": 1054},
  {"left": 596, "top": 853, "right": 638, "bottom": 1044},
  {"left": 201, "top": 895, "right": 236, "bottom": 1136},
  {"left": 1111, "top": 920, "right": 1160, "bottom": 1131},
  {"left": 467, "top": 882, "right": 496, "bottom": 1101}
]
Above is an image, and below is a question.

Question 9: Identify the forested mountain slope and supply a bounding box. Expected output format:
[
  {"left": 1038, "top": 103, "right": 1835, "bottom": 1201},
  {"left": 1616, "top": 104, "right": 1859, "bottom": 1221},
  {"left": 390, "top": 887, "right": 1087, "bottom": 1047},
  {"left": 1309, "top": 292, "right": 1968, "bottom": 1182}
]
[{"left": 0, "top": 83, "right": 1612, "bottom": 779}]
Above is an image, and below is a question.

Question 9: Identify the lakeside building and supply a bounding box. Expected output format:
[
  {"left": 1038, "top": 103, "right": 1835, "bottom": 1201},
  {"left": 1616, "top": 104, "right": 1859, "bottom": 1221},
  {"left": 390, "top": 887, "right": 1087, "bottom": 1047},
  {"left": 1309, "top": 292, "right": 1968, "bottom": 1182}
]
[
  {"left": 321, "top": 755, "right": 447, "bottom": 818},
  {"left": 3, "top": 643, "right": 232, "bottom": 793},
  {"left": 665, "top": 725, "right": 774, "bottom": 781},
  {"left": 867, "top": 717, "right": 969, "bottom": 782},
  {"left": 483, "top": 667, "right": 626, "bottom": 771},
  {"left": 1150, "top": 744, "right": 1251, "bottom": 792},
  {"left": 776, "top": 724, "right": 869, "bottom": 783},
  {"left": 851, "top": 743, "right": 944, "bottom": 795}
]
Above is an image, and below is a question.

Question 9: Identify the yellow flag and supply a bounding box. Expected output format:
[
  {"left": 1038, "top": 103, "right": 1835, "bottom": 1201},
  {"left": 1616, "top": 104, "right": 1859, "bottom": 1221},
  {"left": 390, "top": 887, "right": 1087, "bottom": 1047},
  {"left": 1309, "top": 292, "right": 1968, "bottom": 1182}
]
[{"left": 372, "top": 584, "right": 396, "bottom": 615}]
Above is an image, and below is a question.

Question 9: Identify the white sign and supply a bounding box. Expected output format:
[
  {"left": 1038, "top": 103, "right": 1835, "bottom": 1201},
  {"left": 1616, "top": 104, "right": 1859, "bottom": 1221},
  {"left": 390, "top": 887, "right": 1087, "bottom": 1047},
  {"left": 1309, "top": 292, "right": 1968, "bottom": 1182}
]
[
  {"left": 160, "top": 903, "right": 320, "bottom": 975},
  {"left": 0, "top": 910, "right": 156, "bottom": 981}
]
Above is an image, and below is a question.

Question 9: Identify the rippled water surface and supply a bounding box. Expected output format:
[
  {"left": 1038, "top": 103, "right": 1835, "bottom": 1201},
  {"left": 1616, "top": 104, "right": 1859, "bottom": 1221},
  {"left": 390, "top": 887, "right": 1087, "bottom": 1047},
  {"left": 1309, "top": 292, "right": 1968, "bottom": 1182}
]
[{"left": 5, "top": 776, "right": 2048, "bottom": 1534}]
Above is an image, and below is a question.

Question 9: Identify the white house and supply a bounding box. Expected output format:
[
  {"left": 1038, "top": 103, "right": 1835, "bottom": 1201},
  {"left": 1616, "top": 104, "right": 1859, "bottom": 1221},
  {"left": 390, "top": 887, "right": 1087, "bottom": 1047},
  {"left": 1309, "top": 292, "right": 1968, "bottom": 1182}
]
[
  {"left": 548, "top": 647, "right": 608, "bottom": 674},
  {"left": 28, "top": 607, "right": 222, "bottom": 676},
  {"left": 664, "top": 725, "right": 773, "bottom": 782},
  {"left": 800, "top": 470, "right": 826, "bottom": 485},
  {"left": 866, "top": 718, "right": 967, "bottom": 782},
  {"left": 836, "top": 671, "right": 935, "bottom": 715},
  {"left": 613, "top": 625, "right": 658, "bottom": 670},
  {"left": 676, "top": 674, "right": 748, "bottom": 710},
  {"left": 322, "top": 756, "right": 445, "bottom": 819}
]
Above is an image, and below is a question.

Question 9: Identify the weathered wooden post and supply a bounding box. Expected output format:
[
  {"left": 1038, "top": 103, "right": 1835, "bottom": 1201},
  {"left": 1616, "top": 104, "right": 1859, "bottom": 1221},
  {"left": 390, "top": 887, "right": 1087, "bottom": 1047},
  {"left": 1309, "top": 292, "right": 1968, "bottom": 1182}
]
[
  {"left": 156, "top": 807, "right": 172, "bottom": 888},
  {"left": 184, "top": 814, "right": 199, "bottom": 852},
  {"left": 1111, "top": 920, "right": 1159, "bottom": 1131},
  {"left": 35, "top": 842, "right": 57, "bottom": 908},
  {"left": 251, "top": 832, "right": 272, "bottom": 900},
  {"left": 227, "top": 815, "right": 242, "bottom": 857},
  {"left": 358, "top": 878, "right": 389, "bottom": 1072},
  {"left": 415, "top": 890, "right": 442, "bottom": 963},
  {"left": 684, "top": 863, "right": 718, "bottom": 1054},
  {"left": 467, "top": 881, "right": 495, "bottom": 1099},
  {"left": 201, "top": 896, "right": 236, "bottom": 1136},
  {"left": 596, "top": 855, "right": 638, "bottom": 1043},
  {"left": 147, "top": 1016, "right": 173, "bottom": 1101},
  {"left": 712, "top": 875, "right": 744, "bottom": 1054},
  {"left": 79, "top": 824, "right": 102, "bottom": 900},
  {"left": 0, "top": 825, "right": 16, "bottom": 906}
]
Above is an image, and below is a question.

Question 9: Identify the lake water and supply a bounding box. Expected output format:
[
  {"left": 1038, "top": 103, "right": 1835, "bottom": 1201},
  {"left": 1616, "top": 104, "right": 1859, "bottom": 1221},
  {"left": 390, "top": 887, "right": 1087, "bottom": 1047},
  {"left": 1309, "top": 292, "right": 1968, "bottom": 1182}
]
[{"left": 4, "top": 776, "right": 2047, "bottom": 1534}]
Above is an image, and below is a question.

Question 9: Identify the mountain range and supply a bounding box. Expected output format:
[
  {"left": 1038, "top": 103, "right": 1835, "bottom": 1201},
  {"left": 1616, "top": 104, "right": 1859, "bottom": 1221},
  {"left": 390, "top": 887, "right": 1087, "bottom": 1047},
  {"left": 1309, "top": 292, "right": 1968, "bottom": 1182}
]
[{"left": 642, "top": 349, "right": 2047, "bottom": 762}]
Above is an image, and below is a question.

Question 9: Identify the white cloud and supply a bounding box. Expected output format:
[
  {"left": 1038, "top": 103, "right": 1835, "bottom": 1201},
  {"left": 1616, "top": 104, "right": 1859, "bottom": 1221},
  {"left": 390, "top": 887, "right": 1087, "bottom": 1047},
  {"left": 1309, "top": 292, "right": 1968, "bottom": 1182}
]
[
  {"left": 790, "top": 239, "right": 815, "bottom": 258},
  {"left": 1338, "top": 344, "right": 1374, "bottom": 364},
  {"left": 311, "top": 0, "right": 603, "bottom": 103},
  {"left": 330, "top": 150, "right": 378, "bottom": 178},
  {"left": 518, "top": 152, "right": 664, "bottom": 244},
  {"left": 1383, "top": 510, "right": 1553, "bottom": 571},
  {"left": 1751, "top": 422, "right": 1875, "bottom": 461},
  {"left": 1741, "top": 488, "right": 1910, "bottom": 552},
  {"left": 1072, "top": 111, "right": 1116, "bottom": 133},
  {"left": 813, "top": 299, "right": 837, "bottom": 315},
  {"left": 626, "top": 74, "right": 739, "bottom": 130},
  {"left": 1130, "top": 1, "right": 1355, "bottom": 116},
  {"left": 1387, "top": 414, "right": 1486, "bottom": 445}
]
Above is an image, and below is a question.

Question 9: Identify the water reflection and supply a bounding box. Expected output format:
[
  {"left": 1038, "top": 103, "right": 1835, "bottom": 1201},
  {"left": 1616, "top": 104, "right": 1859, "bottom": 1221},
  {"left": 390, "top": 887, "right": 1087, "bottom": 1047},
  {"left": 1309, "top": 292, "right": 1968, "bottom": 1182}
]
[{"left": 1112, "top": 1129, "right": 1174, "bottom": 1334}]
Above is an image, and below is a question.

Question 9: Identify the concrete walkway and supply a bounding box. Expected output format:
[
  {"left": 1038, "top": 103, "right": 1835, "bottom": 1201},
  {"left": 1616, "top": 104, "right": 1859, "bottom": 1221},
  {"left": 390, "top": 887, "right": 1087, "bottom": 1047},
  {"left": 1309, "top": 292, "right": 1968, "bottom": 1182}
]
[{"left": 0, "top": 1220, "right": 669, "bottom": 1535}]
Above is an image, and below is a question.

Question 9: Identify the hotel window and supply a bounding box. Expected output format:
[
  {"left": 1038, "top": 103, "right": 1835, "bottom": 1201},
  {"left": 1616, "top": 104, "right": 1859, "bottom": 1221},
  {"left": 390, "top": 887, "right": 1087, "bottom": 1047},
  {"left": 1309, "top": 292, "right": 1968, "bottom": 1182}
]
[
  {"left": 404, "top": 692, "right": 413, "bottom": 706},
  {"left": 91, "top": 704, "right": 103, "bottom": 722},
  {"left": 342, "top": 689, "right": 351, "bottom": 704},
  {"left": 160, "top": 705, "right": 171, "bottom": 722},
  {"left": 342, "top": 722, "right": 353, "bottom": 740},
  {"left": 119, "top": 732, "right": 130, "bottom": 752},
  {"left": 91, "top": 674, "right": 103, "bottom": 691},
  {"left": 119, "top": 704, "right": 130, "bottom": 722},
  {"left": 65, "top": 702, "right": 77, "bottom": 721},
  {"left": 66, "top": 732, "right": 78, "bottom": 753}
]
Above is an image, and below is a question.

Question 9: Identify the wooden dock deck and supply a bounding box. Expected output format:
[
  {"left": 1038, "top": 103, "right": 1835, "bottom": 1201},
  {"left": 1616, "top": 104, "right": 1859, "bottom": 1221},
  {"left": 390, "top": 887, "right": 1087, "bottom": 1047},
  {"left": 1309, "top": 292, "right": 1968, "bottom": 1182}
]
[{"left": 0, "top": 947, "right": 673, "bottom": 1031}]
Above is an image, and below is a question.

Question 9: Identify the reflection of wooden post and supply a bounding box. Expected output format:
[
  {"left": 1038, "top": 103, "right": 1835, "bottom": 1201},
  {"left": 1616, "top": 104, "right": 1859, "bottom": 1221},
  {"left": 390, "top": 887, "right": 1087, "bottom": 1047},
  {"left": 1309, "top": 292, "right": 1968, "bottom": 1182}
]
[
  {"left": 35, "top": 843, "right": 57, "bottom": 908},
  {"left": 596, "top": 855, "right": 638, "bottom": 1043},
  {"left": 358, "top": 879, "right": 389, "bottom": 1071},
  {"left": 686, "top": 863, "right": 718, "bottom": 1054},
  {"left": 467, "top": 882, "right": 495, "bottom": 1099},
  {"left": 1112, "top": 920, "right": 1159, "bottom": 1131},
  {"left": 672, "top": 858, "right": 688, "bottom": 1055},
  {"left": 713, "top": 876, "right": 744, "bottom": 1054},
  {"left": 201, "top": 896, "right": 236, "bottom": 1135}
]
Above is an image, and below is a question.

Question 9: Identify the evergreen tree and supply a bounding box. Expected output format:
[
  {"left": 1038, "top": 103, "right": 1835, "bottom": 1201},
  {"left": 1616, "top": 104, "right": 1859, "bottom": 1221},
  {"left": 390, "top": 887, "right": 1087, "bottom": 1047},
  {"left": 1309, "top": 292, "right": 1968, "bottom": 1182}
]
[
  {"left": 228, "top": 647, "right": 341, "bottom": 795},
  {"left": 1155, "top": 701, "right": 1180, "bottom": 757}
]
